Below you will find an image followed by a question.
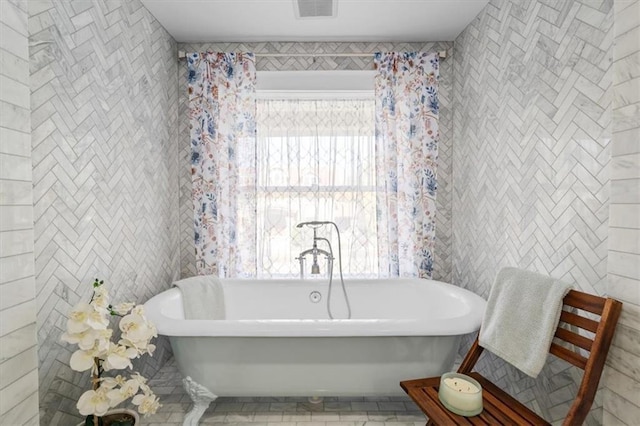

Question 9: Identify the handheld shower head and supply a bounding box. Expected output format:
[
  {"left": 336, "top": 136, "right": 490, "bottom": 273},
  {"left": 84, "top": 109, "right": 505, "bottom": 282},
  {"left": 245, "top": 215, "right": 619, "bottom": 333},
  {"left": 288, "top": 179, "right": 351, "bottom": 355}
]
[{"left": 296, "top": 221, "right": 333, "bottom": 228}]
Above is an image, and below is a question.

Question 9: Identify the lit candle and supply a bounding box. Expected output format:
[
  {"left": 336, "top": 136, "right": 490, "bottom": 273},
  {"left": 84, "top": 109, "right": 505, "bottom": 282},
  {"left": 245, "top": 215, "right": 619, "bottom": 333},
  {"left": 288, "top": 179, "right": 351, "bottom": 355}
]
[{"left": 438, "top": 372, "right": 483, "bottom": 417}]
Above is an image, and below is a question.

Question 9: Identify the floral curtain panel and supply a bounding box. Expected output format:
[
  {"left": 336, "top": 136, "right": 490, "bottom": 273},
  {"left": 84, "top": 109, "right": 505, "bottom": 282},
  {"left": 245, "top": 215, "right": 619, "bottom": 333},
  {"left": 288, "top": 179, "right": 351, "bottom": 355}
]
[
  {"left": 187, "top": 52, "right": 257, "bottom": 277},
  {"left": 374, "top": 52, "right": 440, "bottom": 278}
]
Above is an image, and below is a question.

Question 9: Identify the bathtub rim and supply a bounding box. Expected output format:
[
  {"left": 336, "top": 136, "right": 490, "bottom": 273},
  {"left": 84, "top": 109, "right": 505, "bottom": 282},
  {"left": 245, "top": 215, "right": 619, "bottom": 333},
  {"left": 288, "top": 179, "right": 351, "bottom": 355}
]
[{"left": 144, "top": 278, "right": 486, "bottom": 338}]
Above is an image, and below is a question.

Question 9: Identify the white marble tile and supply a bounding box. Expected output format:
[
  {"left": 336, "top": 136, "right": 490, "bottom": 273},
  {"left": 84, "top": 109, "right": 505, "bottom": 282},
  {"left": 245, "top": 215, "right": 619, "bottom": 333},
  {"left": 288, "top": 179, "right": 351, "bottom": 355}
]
[
  {"left": 28, "top": 0, "right": 54, "bottom": 16},
  {"left": 0, "top": 322, "right": 35, "bottom": 362},
  {"left": 611, "top": 226, "right": 640, "bottom": 257},
  {"left": 0, "top": 127, "right": 30, "bottom": 157},
  {"left": 0, "top": 205, "right": 33, "bottom": 232},
  {"left": 0, "top": 297, "right": 35, "bottom": 336},
  {"left": 0, "top": 101, "right": 30, "bottom": 134},
  {"left": 608, "top": 251, "right": 640, "bottom": 280},
  {"left": 0, "top": 0, "right": 27, "bottom": 36},
  {"left": 0, "top": 49, "right": 28, "bottom": 89},
  {"left": 0, "top": 74, "right": 29, "bottom": 110},
  {"left": 0, "top": 153, "right": 32, "bottom": 182},
  {"left": 614, "top": 0, "right": 640, "bottom": 36},
  {"left": 611, "top": 178, "right": 640, "bottom": 204},
  {"left": 603, "top": 387, "right": 640, "bottom": 425},
  {"left": 0, "top": 368, "right": 37, "bottom": 415},
  {"left": 27, "top": 5, "right": 54, "bottom": 35},
  {"left": 0, "top": 345, "right": 36, "bottom": 388},
  {"left": 0, "top": 276, "right": 35, "bottom": 310},
  {"left": 618, "top": 300, "right": 640, "bottom": 331},
  {"left": 0, "top": 23, "right": 28, "bottom": 60},
  {"left": 609, "top": 272, "right": 640, "bottom": 303},
  {"left": 612, "top": 319, "right": 640, "bottom": 357},
  {"left": 0, "top": 391, "right": 37, "bottom": 425},
  {"left": 602, "top": 365, "right": 640, "bottom": 406},
  {"left": 613, "top": 51, "right": 640, "bottom": 84},
  {"left": 613, "top": 76, "right": 640, "bottom": 108},
  {"left": 577, "top": 3, "right": 608, "bottom": 28},
  {"left": 609, "top": 204, "right": 640, "bottom": 228},
  {"left": 614, "top": 26, "right": 640, "bottom": 61},
  {"left": 0, "top": 179, "right": 32, "bottom": 205},
  {"left": 0, "top": 251, "right": 34, "bottom": 285},
  {"left": 611, "top": 153, "right": 640, "bottom": 180}
]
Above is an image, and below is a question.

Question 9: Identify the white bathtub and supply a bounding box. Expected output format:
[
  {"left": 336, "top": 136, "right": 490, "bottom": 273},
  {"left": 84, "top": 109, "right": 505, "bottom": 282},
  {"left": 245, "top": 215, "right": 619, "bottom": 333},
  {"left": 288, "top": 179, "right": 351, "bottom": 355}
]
[{"left": 144, "top": 278, "right": 486, "bottom": 425}]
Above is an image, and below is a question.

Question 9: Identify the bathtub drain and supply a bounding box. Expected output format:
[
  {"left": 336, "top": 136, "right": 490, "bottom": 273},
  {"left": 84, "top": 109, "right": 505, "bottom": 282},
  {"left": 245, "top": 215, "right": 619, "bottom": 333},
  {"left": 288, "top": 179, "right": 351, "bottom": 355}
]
[{"left": 309, "top": 291, "right": 322, "bottom": 303}]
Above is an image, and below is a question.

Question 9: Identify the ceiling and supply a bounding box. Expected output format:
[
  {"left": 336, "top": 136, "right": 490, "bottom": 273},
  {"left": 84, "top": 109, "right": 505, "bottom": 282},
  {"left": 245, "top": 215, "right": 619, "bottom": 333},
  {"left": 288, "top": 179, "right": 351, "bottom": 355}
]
[{"left": 140, "top": 0, "right": 489, "bottom": 43}]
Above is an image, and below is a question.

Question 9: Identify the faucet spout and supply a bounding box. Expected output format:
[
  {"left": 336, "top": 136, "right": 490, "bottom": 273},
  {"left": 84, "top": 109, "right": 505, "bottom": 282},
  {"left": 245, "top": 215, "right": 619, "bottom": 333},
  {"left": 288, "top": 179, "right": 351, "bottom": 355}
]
[{"left": 295, "top": 227, "right": 334, "bottom": 279}]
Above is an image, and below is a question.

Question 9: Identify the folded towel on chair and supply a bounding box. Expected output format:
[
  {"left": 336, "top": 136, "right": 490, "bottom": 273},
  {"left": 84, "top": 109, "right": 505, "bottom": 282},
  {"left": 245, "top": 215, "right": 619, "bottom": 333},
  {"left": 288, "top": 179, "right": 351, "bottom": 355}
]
[
  {"left": 479, "top": 267, "right": 572, "bottom": 378},
  {"left": 174, "top": 275, "right": 225, "bottom": 320}
]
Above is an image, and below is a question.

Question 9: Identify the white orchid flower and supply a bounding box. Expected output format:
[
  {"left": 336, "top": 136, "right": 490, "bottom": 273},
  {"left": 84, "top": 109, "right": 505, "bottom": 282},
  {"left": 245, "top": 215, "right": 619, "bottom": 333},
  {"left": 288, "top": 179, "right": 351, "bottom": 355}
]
[
  {"left": 107, "top": 378, "right": 140, "bottom": 406},
  {"left": 70, "top": 350, "right": 96, "bottom": 372},
  {"left": 86, "top": 308, "right": 109, "bottom": 330},
  {"left": 112, "top": 302, "right": 135, "bottom": 315},
  {"left": 77, "top": 388, "right": 111, "bottom": 416},
  {"left": 131, "top": 305, "right": 145, "bottom": 316},
  {"left": 145, "top": 343, "right": 156, "bottom": 357},
  {"left": 120, "top": 314, "right": 157, "bottom": 354},
  {"left": 129, "top": 372, "right": 148, "bottom": 386},
  {"left": 132, "top": 392, "right": 161, "bottom": 416},
  {"left": 91, "top": 286, "right": 109, "bottom": 311},
  {"left": 61, "top": 280, "right": 159, "bottom": 418},
  {"left": 66, "top": 302, "right": 94, "bottom": 334},
  {"left": 63, "top": 328, "right": 113, "bottom": 352},
  {"left": 102, "top": 343, "right": 137, "bottom": 371},
  {"left": 100, "top": 375, "right": 127, "bottom": 390}
]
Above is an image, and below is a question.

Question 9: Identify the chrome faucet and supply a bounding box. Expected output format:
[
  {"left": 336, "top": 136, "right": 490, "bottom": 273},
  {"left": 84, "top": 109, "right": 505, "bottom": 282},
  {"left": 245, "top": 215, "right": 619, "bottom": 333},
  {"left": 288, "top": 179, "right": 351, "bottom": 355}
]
[
  {"left": 295, "top": 225, "right": 334, "bottom": 279},
  {"left": 295, "top": 221, "right": 352, "bottom": 319}
]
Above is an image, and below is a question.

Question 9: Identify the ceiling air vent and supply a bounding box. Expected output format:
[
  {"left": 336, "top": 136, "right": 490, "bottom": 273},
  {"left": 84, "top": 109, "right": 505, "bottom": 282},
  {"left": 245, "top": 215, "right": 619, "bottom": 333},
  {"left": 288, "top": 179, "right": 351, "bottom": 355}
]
[{"left": 294, "top": 0, "right": 337, "bottom": 18}]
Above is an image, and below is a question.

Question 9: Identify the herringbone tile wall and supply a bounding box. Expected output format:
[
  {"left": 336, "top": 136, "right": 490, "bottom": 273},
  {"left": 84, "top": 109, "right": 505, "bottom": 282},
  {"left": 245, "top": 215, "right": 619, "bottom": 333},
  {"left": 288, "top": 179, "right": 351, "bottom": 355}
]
[
  {"left": 28, "top": 1, "right": 180, "bottom": 424},
  {"left": 453, "top": 0, "right": 613, "bottom": 423},
  {"left": 177, "top": 42, "right": 453, "bottom": 283}
]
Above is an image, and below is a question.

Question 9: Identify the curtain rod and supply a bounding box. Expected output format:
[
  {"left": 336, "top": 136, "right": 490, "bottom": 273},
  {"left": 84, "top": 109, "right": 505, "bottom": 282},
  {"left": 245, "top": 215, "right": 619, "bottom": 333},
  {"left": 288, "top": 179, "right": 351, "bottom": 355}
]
[{"left": 177, "top": 50, "right": 447, "bottom": 60}]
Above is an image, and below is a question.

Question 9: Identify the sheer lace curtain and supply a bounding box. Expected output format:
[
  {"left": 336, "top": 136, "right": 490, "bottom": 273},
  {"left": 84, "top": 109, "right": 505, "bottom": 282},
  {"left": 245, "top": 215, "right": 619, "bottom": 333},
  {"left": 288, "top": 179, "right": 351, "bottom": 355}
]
[{"left": 256, "top": 98, "right": 377, "bottom": 278}]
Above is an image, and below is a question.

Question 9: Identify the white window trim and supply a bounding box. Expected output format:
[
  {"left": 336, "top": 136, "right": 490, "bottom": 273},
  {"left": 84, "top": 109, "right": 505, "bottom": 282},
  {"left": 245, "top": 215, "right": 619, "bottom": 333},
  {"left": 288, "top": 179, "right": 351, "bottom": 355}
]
[
  {"left": 256, "top": 70, "right": 375, "bottom": 99},
  {"left": 257, "top": 90, "right": 373, "bottom": 100}
]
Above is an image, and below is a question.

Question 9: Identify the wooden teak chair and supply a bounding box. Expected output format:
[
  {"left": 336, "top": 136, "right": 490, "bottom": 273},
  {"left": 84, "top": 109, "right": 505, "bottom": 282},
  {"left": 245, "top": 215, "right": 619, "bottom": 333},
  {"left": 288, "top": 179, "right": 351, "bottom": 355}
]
[{"left": 400, "top": 289, "right": 622, "bottom": 425}]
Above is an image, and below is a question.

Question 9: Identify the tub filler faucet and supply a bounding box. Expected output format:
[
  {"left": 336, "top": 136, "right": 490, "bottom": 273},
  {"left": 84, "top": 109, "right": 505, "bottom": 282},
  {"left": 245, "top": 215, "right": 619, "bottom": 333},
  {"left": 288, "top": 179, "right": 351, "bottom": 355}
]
[
  {"left": 295, "top": 221, "right": 352, "bottom": 319},
  {"left": 295, "top": 226, "right": 333, "bottom": 279}
]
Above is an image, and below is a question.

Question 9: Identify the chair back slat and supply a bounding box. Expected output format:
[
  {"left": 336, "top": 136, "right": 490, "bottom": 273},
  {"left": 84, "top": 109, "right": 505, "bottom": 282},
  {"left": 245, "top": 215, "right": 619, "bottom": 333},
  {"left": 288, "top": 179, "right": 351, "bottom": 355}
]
[
  {"left": 563, "top": 290, "right": 606, "bottom": 315},
  {"left": 559, "top": 310, "right": 599, "bottom": 333},
  {"left": 554, "top": 328, "right": 593, "bottom": 352},
  {"left": 549, "top": 342, "right": 588, "bottom": 369}
]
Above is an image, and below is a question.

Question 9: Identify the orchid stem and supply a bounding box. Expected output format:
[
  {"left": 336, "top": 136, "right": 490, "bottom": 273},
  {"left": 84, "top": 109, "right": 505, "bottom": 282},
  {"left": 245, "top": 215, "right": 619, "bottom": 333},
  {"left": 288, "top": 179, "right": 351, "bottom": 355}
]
[{"left": 93, "top": 357, "right": 100, "bottom": 426}]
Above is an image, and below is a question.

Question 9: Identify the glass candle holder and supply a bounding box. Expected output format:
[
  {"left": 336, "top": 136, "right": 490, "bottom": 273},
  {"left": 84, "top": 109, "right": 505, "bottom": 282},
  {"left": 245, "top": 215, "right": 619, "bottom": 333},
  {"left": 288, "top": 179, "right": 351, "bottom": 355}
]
[{"left": 438, "top": 372, "right": 483, "bottom": 417}]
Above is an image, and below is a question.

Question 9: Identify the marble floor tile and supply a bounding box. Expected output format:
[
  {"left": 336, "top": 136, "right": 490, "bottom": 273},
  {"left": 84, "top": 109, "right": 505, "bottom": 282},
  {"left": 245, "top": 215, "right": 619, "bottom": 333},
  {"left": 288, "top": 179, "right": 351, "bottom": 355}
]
[{"left": 140, "top": 357, "right": 426, "bottom": 425}]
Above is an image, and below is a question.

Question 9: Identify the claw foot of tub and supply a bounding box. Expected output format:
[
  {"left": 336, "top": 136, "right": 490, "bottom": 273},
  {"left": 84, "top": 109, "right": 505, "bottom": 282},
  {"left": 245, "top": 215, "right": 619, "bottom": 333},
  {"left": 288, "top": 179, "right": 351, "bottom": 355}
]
[{"left": 183, "top": 376, "right": 217, "bottom": 426}]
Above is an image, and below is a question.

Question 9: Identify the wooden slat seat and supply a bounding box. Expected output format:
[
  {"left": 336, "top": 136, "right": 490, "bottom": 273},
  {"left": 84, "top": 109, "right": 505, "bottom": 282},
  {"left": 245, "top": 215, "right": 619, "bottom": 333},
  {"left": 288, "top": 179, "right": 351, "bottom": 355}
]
[{"left": 400, "top": 289, "right": 622, "bottom": 426}]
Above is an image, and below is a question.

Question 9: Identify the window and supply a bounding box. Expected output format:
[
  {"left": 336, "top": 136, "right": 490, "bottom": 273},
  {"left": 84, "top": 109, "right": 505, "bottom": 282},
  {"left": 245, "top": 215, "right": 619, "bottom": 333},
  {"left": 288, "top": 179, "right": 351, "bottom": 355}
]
[{"left": 254, "top": 97, "right": 378, "bottom": 278}]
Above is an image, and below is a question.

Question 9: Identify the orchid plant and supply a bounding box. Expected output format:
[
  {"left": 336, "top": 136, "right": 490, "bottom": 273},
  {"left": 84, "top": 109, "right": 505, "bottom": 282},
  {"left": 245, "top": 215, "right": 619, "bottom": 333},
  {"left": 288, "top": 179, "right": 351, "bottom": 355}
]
[{"left": 62, "top": 279, "right": 160, "bottom": 424}]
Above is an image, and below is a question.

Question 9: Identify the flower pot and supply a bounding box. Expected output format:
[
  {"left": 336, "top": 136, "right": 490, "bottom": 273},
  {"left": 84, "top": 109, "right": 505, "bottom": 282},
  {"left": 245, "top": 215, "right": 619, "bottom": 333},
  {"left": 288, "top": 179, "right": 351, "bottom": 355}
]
[{"left": 76, "top": 409, "right": 139, "bottom": 426}]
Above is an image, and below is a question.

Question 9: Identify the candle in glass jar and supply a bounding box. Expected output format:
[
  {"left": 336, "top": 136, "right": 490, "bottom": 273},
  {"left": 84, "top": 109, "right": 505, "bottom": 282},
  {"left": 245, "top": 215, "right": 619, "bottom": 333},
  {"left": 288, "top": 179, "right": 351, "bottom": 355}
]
[{"left": 438, "top": 372, "right": 483, "bottom": 417}]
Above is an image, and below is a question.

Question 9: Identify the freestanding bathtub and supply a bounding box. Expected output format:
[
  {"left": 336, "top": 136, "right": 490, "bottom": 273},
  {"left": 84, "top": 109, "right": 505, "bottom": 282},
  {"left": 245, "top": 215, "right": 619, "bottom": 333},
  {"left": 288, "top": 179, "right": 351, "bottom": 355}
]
[{"left": 144, "top": 277, "right": 486, "bottom": 425}]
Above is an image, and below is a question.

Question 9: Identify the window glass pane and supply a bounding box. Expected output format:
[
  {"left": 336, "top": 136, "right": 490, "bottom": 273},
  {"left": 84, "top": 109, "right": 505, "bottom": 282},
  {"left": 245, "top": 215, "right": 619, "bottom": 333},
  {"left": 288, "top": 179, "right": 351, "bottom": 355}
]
[{"left": 255, "top": 98, "right": 378, "bottom": 278}]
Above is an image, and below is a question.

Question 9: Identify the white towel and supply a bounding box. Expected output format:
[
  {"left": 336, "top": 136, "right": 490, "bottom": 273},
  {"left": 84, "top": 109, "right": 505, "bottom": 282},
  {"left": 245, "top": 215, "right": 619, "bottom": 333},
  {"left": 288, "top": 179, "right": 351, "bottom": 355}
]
[
  {"left": 478, "top": 267, "right": 572, "bottom": 378},
  {"left": 174, "top": 275, "right": 226, "bottom": 320}
]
